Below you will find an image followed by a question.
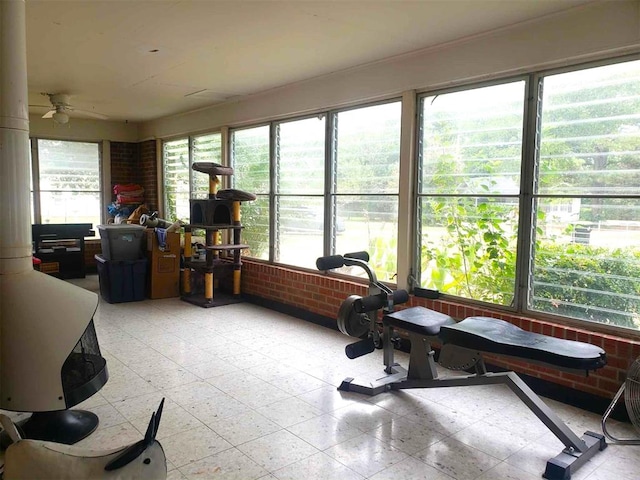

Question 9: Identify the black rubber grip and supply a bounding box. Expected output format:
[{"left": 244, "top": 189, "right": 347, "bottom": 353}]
[
  {"left": 316, "top": 255, "right": 345, "bottom": 271},
  {"left": 354, "top": 289, "right": 410, "bottom": 312},
  {"left": 344, "top": 251, "right": 370, "bottom": 262},
  {"left": 345, "top": 338, "right": 375, "bottom": 359}
]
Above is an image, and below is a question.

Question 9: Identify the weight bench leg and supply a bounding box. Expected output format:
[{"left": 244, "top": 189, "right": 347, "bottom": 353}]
[
  {"left": 407, "top": 333, "right": 438, "bottom": 380},
  {"left": 395, "top": 371, "right": 606, "bottom": 480}
]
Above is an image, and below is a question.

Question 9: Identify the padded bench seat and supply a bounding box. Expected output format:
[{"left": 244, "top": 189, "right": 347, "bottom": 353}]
[
  {"left": 383, "top": 306, "right": 455, "bottom": 335},
  {"left": 439, "top": 316, "right": 607, "bottom": 372}
]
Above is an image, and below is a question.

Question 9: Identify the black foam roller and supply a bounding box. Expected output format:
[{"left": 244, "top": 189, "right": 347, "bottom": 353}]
[
  {"left": 316, "top": 255, "right": 345, "bottom": 271},
  {"left": 354, "top": 289, "right": 410, "bottom": 312},
  {"left": 345, "top": 338, "right": 375, "bottom": 359}
]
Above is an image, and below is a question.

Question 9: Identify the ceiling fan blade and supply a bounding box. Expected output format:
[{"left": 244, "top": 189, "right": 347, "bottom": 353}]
[
  {"left": 72, "top": 108, "right": 108, "bottom": 120},
  {"left": 42, "top": 110, "right": 55, "bottom": 119}
]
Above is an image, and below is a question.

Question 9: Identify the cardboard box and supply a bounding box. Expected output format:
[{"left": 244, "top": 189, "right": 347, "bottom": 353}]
[{"left": 146, "top": 229, "right": 181, "bottom": 299}]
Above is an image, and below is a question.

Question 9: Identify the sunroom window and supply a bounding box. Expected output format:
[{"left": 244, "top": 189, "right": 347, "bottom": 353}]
[
  {"left": 417, "top": 81, "right": 525, "bottom": 306},
  {"left": 163, "top": 133, "right": 222, "bottom": 222},
  {"left": 35, "top": 139, "right": 101, "bottom": 230},
  {"left": 273, "top": 116, "right": 325, "bottom": 269},
  {"left": 332, "top": 101, "right": 401, "bottom": 282},
  {"left": 530, "top": 60, "right": 640, "bottom": 330},
  {"left": 230, "top": 125, "right": 270, "bottom": 261},
  {"left": 163, "top": 138, "right": 190, "bottom": 222}
]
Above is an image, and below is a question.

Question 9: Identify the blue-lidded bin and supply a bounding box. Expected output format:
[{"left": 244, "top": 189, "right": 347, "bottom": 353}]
[{"left": 95, "top": 254, "right": 147, "bottom": 303}]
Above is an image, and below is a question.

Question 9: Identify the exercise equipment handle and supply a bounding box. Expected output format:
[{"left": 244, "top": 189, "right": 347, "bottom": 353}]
[
  {"left": 354, "top": 289, "right": 409, "bottom": 313},
  {"left": 344, "top": 251, "right": 370, "bottom": 262},
  {"left": 316, "top": 255, "right": 345, "bottom": 271}
]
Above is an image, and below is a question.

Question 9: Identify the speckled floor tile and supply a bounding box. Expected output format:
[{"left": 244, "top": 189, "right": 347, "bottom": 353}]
[
  {"left": 287, "top": 413, "right": 364, "bottom": 450},
  {"left": 324, "top": 433, "right": 408, "bottom": 477},
  {"left": 413, "top": 436, "right": 501, "bottom": 480},
  {"left": 272, "top": 452, "right": 364, "bottom": 480},
  {"left": 161, "top": 424, "right": 232, "bottom": 468},
  {"left": 178, "top": 447, "right": 268, "bottom": 479},
  {"left": 237, "top": 429, "right": 319, "bottom": 471}
]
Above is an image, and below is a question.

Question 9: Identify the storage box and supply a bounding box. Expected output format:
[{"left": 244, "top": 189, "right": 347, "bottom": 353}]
[
  {"left": 97, "top": 224, "right": 146, "bottom": 261},
  {"left": 39, "top": 262, "right": 60, "bottom": 274},
  {"left": 95, "top": 254, "right": 147, "bottom": 303},
  {"left": 146, "top": 229, "right": 181, "bottom": 299}
]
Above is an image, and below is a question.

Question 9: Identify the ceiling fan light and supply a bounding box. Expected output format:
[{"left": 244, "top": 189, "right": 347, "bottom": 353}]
[{"left": 52, "top": 111, "right": 69, "bottom": 124}]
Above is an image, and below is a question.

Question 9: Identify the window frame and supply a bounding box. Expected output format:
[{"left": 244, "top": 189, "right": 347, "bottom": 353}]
[
  {"left": 414, "top": 55, "right": 640, "bottom": 334},
  {"left": 162, "top": 132, "right": 223, "bottom": 221},
  {"left": 229, "top": 98, "right": 403, "bottom": 281},
  {"left": 30, "top": 137, "right": 103, "bottom": 229},
  {"left": 415, "top": 76, "right": 530, "bottom": 309}
]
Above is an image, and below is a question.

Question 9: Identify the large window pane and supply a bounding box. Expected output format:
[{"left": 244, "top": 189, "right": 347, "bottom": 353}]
[
  {"left": 231, "top": 126, "right": 270, "bottom": 260},
  {"left": 419, "top": 196, "right": 519, "bottom": 305},
  {"left": 418, "top": 82, "right": 525, "bottom": 305},
  {"left": 275, "top": 196, "right": 324, "bottom": 268},
  {"left": 277, "top": 117, "right": 325, "bottom": 194},
  {"left": 531, "top": 61, "right": 640, "bottom": 330},
  {"left": 40, "top": 191, "right": 101, "bottom": 227},
  {"left": 37, "top": 139, "right": 101, "bottom": 229},
  {"left": 192, "top": 133, "right": 222, "bottom": 199},
  {"left": 334, "top": 102, "right": 401, "bottom": 282},
  {"left": 274, "top": 117, "right": 325, "bottom": 268},
  {"left": 163, "top": 138, "right": 190, "bottom": 222}
]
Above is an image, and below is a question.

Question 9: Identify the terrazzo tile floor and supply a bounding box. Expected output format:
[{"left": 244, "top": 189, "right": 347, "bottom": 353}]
[{"left": 3, "top": 275, "right": 639, "bottom": 479}]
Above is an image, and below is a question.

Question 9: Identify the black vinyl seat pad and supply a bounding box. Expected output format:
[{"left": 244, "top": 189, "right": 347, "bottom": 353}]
[
  {"left": 439, "top": 316, "right": 607, "bottom": 372},
  {"left": 383, "top": 306, "right": 456, "bottom": 336}
]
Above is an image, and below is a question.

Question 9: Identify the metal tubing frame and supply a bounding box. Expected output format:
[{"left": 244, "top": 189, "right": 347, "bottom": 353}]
[
  {"left": 601, "top": 383, "right": 640, "bottom": 445},
  {"left": 333, "top": 256, "right": 606, "bottom": 478},
  {"left": 340, "top": 367, "right": 605, "bottom": 480}
]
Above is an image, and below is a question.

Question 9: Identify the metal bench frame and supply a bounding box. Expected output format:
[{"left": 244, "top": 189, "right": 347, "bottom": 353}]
[{"left": 333, "top": 257, "right": 606, "bottom": 480}]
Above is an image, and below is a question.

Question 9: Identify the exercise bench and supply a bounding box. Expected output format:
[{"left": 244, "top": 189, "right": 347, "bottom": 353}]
[{"left": 317, "top": 252, "right": 608, "bottom": 480}]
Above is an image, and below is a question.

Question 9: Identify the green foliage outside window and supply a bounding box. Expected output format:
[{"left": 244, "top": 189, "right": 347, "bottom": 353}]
[{"left": 533, "top": 243, "right": 640, "bottom": 329}]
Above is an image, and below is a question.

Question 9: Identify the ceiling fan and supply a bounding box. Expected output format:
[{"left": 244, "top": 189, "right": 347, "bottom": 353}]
[{"left": 33, "top": 93, "right": 108, "bottom": 124}]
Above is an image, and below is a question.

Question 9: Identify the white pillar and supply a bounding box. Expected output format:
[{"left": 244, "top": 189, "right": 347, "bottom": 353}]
[
  {"left": 0, "top": 0, "right": 101, "bottom": 413},
  {"left": 0, "top": 0, "right": 32, "bottom": 275}
]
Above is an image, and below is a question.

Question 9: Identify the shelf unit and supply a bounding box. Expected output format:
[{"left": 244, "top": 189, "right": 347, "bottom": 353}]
[{"left": 32, "top": 223, "right": 94, "bottom": 279}]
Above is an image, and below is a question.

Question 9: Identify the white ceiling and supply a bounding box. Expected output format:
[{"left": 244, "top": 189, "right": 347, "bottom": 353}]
[{"left": 25, "top": 0, "right": 593, "bottom": 123}]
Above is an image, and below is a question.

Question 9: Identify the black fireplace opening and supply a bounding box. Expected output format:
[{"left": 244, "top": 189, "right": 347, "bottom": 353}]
[{"left": 61, "top": 320, "right": 109, "bottom": 408}]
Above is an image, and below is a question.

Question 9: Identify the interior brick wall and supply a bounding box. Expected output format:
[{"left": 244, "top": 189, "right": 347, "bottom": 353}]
[
  {"left": 240, "top": 259, "right": 640, "bottom": 400},
  {"left": 138, "top": 140, "right": 158, "bottom": 212},
  {"left": 110, "top": 142, "right": 139, "bottom": 194},
  {"left": 85, "top": 240, "right": 101, "bottom": 269},
  {"left": 110, "top": 140, "right": 157, "bottom": 212}
]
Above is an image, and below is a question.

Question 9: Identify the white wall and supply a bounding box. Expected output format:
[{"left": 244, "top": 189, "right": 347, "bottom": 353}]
[
  {"left": 29, "top": 115, "right": 139, "bottom": 143},
  {"left": 140, "top": 1, "right": 640, "bottom": 140}
]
